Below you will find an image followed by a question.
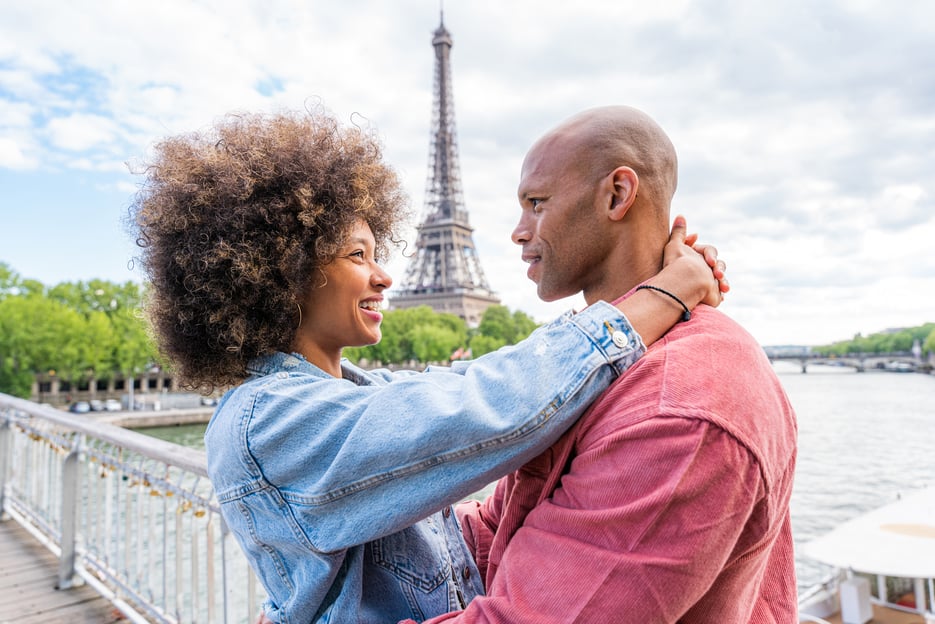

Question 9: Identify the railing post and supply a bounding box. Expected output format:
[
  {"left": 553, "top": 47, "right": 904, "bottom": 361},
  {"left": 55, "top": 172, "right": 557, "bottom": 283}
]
[
  {"left": 57, "top": 444, "right": 82, "bottom": 589},
  {"left": 222, "top": 515, "right": 232, "bottom": 624},
  {"left": 0, "top": 394, "right": 263, "bottom": 620},
  {"left": 0, "top": 412, "right": 11, "bottom": 520}
]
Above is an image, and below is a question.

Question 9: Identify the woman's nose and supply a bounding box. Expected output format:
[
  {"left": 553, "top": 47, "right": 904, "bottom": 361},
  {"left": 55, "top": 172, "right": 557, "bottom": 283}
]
[{"left": 372, "top": 263, "right": 393, "bottom": 289}]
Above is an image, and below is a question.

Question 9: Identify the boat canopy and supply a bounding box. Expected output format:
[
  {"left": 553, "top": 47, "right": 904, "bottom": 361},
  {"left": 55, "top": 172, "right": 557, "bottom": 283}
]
[{"left": 802, "top": 488, "right": 935, "bottom": 578}]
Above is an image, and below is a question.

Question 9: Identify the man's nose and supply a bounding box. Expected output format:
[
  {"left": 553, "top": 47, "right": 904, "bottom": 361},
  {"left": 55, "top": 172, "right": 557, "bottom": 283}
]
[{"left": 511, "top": 218, "right": 531, "bottom": 245}]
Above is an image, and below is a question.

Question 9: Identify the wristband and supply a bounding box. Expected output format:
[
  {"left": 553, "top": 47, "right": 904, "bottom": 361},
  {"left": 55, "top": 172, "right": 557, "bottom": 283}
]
[{"left": 635, "top": 284, "right": 691, "bottom": 322}]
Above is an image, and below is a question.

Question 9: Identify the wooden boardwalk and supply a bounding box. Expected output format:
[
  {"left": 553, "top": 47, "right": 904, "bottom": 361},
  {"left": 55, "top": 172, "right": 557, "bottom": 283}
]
[{"left": 0, "top": 519, "right": 128, "bottom": 624}]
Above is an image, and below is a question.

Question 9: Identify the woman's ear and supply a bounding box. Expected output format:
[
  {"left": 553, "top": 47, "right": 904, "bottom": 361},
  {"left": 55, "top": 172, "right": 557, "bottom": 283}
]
[{"left": 608, "top": 166, "right": 639, "bottom": 222}]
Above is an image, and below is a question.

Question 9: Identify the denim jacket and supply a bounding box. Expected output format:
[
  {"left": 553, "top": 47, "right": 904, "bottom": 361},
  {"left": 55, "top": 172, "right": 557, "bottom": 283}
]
[{"left": 205, "top": 302, "right": 645, "bottom": 623}]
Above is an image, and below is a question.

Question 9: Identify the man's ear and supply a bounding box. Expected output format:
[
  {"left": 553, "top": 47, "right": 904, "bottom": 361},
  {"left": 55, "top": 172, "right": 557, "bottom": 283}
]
[{"left": 608, "top": 166, "right": 639, "bottom": 222}]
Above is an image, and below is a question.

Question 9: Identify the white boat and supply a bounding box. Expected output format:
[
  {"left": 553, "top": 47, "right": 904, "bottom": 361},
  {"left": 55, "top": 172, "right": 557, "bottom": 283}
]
[{"left": 798, "top": 488, "right": 935, "bottom": 623}]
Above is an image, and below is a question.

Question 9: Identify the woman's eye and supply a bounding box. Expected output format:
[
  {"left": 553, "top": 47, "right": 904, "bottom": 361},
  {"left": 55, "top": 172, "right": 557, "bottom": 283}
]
[{"left": 346, "top": 250, "right": 365, "bottom": 260}]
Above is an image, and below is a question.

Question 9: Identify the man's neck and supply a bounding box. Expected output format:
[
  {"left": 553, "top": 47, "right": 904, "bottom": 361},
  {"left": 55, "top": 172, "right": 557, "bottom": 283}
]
[{"left": 582, "top": 249, "right": 663, "bottom": 306}]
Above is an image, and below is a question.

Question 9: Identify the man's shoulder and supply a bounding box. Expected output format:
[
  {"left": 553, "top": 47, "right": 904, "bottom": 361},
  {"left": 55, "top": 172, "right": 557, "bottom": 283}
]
[
  {"left": 579, "top": 307, "right": 793, "bottom": 437},
  {"left": 626, "top": 307, "right": 770, "bottom": 381},
  {"left": 669, "top": 305, "right": 760, "bottom": 347}
]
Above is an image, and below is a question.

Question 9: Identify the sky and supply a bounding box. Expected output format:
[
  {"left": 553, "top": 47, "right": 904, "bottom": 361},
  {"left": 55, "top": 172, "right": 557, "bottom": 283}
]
[{"left": 1, "top": 0, "right": 933, "bottom": 347}]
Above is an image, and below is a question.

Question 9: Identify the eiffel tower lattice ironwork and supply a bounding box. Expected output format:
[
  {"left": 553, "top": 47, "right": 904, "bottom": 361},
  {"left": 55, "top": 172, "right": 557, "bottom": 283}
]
[{"left": 391, "top": 13, "right": 500, "bottom": 326}]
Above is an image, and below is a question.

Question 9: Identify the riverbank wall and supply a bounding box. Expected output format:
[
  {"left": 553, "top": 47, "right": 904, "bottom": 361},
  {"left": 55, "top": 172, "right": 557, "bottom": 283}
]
[{"left": 87, "top": 407, "right": 214, "bottom": 428}]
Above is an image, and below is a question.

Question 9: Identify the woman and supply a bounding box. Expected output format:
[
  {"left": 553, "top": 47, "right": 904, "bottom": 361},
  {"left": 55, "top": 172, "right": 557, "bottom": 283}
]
[{"left": 132, "top": 109, "right": 725, "bottom": 623}]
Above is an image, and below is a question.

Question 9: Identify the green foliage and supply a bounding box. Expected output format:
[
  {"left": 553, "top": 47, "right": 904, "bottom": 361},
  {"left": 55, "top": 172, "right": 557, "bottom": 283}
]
[
  {"left": 924, "top": 327, "right": 935, "bottom": 355},
  {"left": 410, "top": 324, "right": 463, "bottom": 363},
  {"left": 0, "top": 262, "right": 15, "bottom": 297},
  {"left": 467, "top": 334, "right": 506, "bottom": 358},
  {"left": 0, "top": 261, "right": 545, "bottom": 397},
  {"left": 0, "top": 266, "right": 158, "bottom": 397},
  {"left": 470, "top": 306, "right": 538, "bottom": 357},
  {"left": 0, "top": 262, "right": 43, "bottom": 300},
  {"left": 110, "top": 306, "right": 158, "bottom": 377},
  {"left": 0, "top": 295, "right": 88, "bottom": 396},
  {"left": 0, "top": 361, "right": 33, "bottom": 398},
  {"left": 47, "top": 279, "right": 145, "bottom": 318},
  {"left": 343, "top": 304, "right": 542, "bottom": 365},
  {"left": 345, "top": 306, "right": 470, "bottom": 364},
  {"left": 813, "top": 322, "right": 935, "bottom": 356}
]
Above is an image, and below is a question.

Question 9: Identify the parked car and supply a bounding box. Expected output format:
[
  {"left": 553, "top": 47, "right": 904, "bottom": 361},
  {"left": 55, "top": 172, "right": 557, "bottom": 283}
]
[
  {"left": 104, "top": 399, "right": 122, "bottom": 412},
  {"left": 69, "top": 401, "right": 91, "bottom": 414},
  {"left": 89, "top": 399, "right": 105, "bottom": 412}
]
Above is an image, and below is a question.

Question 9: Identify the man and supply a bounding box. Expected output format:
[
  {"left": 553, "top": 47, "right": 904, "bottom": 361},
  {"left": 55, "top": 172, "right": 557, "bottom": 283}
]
[{"left": 408, "top": 106, "right": 798, "bottom": 622}]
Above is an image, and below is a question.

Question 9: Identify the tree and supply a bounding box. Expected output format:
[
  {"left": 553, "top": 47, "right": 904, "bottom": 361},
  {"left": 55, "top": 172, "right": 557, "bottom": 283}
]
[
  {"left": 0, "top": 295, "right": 37, "bottom": 397},
  {"left": 0, "top": 269, "right": 160, "bottom": 398},
  {"left": 470, "top": 306, "right": 539, "bottom": 357},
  {"left": 0, "top": 263, "right": 43, "bottom": 301},
  {"left": 345, "top": 305, "right": 541, "bottom": 365},
  {"left": 814, "top": 323, "right": 935, "bottom": 357},
  {"left": 410, "top": 324, "right": 463, "bottom": 363},
  {"left": 84, "top": 310, "right": 119, "bottom": 380},
  {"left": 924, "top": 327, "right": 935, "bottom": 357},
  {"left": 47, "top": 279, "right": 143, "bottom": 318},
  {"left": 346, "top": 306, "right": 469, "bottom": 365},
  {"left": 467, "top": 334, "right": 505, "bottom": 358},
  {"left": 476, "top": 306, "right": 513, "bottom": 343},
  {"left": 110, "top": 306, "right": 158, "bottom": 381},
  {"left": 0, "top": 295, "right": 88, "bottom": 395},
  {"left": 0, "top": 262, "right": 17, "bottom": 298},
  {"left": 29, "top": 297, "right": 89, "bottom": 383},
  {"left": 0, "top": 265, "right": 544, "bottom": 391}
]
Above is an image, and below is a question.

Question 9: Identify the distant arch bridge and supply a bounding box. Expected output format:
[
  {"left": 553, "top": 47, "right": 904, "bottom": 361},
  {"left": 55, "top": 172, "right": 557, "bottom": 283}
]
[{"left": 763, "top": 348, "right": 920, "bottom": 373}]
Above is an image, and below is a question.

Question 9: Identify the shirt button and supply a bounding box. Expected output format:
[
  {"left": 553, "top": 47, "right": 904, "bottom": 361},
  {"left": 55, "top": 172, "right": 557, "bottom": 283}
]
[
  {"left": 462, "top": 567, "right": 471, "bottom": 580},
  {"left": 443, "top": 507, "right": 451, "bottom": 518},
  {"left": 612, "top": 330, "right": 628, "bottom": 348}
]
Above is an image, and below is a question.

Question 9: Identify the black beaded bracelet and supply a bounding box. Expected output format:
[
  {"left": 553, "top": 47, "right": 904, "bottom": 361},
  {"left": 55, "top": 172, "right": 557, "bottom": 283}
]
[{"left": 635, "top": 284, "right": 691, "bottom": 322}]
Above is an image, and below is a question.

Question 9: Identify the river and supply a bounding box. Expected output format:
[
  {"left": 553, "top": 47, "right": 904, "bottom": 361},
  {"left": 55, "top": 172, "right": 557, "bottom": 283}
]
[{"left": 141, "top": 365, "right": 935, "bottom": 595}]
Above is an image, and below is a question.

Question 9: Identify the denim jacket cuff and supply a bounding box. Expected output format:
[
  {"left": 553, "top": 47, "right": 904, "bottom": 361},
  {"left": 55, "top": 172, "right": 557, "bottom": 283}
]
[{"left": 567, "top": 301, "right": 646, "bottom": 376}]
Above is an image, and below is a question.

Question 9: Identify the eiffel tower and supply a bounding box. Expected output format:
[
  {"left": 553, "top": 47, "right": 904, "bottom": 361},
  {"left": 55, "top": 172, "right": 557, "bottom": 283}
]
[{"left": 390, "top": 12, "right": 500, "bottom": 326}]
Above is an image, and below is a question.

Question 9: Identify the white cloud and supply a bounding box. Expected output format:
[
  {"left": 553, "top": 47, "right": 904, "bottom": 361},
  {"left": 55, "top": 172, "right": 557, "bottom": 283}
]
[
  {"left": 45, "top": 113, "right": 119, "bottom": 151},
  {"left": 873, "top": 184, "right": 929, "bottom": 230},
  {"left": 0, "top": 0, "right": 933, "bottom": 345},
  {"left": 0, "top": 137, "right": 37, "bottom": 170}
]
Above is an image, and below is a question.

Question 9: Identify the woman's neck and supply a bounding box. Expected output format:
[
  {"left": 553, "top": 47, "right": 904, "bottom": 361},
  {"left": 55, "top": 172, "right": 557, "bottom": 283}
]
[{"left": 291, "top": 335, "right": 342, "bottom": 378}]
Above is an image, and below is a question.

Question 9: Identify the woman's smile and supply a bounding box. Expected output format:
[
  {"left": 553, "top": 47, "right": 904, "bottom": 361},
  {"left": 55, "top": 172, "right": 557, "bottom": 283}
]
[{"left": 294, "top": 219, "right": 393, "bottom": 375}]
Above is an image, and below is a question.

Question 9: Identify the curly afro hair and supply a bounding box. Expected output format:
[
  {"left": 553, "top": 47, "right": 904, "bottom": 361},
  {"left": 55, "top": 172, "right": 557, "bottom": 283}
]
[{"left": 131, "top": 110, "right": 409, "bottom": 390}]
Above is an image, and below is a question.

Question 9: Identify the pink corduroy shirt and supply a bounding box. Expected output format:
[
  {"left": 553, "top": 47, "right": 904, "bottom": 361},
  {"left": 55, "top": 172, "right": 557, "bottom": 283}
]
[{"left": 404, "top": 305, "right": 798, "bottom": 623}]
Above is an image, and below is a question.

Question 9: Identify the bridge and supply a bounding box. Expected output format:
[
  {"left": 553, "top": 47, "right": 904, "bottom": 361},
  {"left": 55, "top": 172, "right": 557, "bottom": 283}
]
[
  {"left": 763, "top": 347, "right": 922, "bottom": 374},
  {"left": 1, "top": 393, "right": 265, "bottom": 623}
]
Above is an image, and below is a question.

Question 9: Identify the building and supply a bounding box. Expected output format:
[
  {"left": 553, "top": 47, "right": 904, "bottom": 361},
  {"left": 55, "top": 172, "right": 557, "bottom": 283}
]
[
  {"left": 31, "top": 368, "right": 181, "bottom": 408},
  {"left": 390, "top": 13, "right": 500, "bottom": 326}
]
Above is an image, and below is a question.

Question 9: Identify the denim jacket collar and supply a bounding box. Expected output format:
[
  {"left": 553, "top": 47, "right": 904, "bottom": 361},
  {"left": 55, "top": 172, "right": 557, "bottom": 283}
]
[
  {"left": 246, "top": 352, "right": 315, "bottom": 377},
  {"left": 247, "top": 352, "right": 377, "bottom": 387}
]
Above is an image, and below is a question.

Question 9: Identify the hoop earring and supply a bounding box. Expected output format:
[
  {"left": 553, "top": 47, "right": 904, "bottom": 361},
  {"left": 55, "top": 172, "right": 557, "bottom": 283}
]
[{"left": 296, "top": 303, "right": 303, "bottom": 329}]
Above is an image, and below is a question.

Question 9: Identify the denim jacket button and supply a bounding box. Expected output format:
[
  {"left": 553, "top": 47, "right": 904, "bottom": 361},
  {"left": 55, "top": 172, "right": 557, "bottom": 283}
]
[
  {"left": 462, "top": 567, "right": 471, "bottom": 580},
  {"left": 612, "top": 330, "right": 628, "bottom": 348},
  {"left": 443, "top": 506, "right": 451, "bottom": 518}
]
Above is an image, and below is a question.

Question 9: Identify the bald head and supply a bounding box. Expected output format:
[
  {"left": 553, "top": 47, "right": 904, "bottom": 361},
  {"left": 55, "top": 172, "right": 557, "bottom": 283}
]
[
  {"left": 527, "top": 105, "right": 678, "bottom": 220},
  {"left": 514, "top": 106, "right": 680, "bottom": 304}
]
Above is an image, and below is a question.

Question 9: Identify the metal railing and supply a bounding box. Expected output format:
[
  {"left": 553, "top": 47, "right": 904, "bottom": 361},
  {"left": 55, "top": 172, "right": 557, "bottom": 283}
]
[{"left": 0, "top": 393, "right": 266, "bottom": 623}]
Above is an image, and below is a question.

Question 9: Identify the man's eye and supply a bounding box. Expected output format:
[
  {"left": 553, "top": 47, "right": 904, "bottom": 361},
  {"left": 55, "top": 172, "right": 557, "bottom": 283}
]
[{"left": 530, "top": 199, "right": 543, "bottom": 213}]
